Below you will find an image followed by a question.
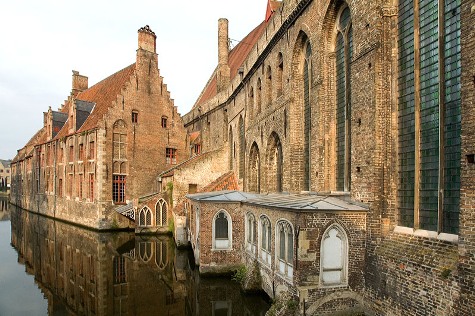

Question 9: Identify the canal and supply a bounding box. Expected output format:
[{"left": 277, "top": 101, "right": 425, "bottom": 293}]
[{"left": 0, "top": 197, "right": 270, "bottom": 315}]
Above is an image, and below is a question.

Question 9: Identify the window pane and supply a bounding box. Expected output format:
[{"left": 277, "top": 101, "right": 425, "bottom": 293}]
[{"left": 215, "top": 213, "right": 228, "bottom": 239}]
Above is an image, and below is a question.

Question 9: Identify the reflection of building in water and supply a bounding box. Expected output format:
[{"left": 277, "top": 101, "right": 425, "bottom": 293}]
[
  {"left": 9, "top": 205, "right": 270, "bottom": 315},
  {"left": 0, "top": 198, "right": 9, "bottom": 221},
  {"left": 9, "top": 206, "right": 186, "bottom": 316}
]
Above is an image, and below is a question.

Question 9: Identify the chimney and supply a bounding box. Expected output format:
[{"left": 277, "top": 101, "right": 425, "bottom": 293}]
[
  {"left": 217, "top": 18, "right": 231, "bottom": 93},
  {"left": 138, "top": 25, "right": 156, "bottom": 53},
  {"left": 72, "top": 70, "right": 88, "bottom": 97}
]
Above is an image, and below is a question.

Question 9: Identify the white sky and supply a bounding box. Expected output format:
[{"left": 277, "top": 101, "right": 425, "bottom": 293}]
[{"left": 0, "top": 0, "right": 267, "bottom": 159}]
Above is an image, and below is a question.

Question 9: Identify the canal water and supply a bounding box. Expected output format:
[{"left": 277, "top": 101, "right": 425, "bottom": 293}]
[{"left": 0, "top": 197, "right": 270, "bottom": 315}]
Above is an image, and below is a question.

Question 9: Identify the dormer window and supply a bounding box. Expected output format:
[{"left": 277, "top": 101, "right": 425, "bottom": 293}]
[
  {"left": 132, "top": 111, "right": 138, "bottom": 124},
  {"left": 161, "top": 116, "right": 168, "bottom": 128}
]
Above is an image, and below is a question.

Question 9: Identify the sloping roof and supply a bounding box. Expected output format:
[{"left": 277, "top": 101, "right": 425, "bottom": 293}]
[
  {"left": 199, "top": 171, "right": 239, "bottom": 192},
  {"left": 0, "top": 160, "right": 11, "bottom": 167},
  {"left": 187, "top": 190, "right": 369, "bottom": 212},
  {"left": 193, "top": 21, "right": 267, "bottom": 108},
  {"left": 54, "top": 63, "right": 136, "bottom": 139},
  {"left": 187, "top": 190, "right": 257, "bottom": 202},
  {"left": 158, "top": 149, "right": 222, "bottom": 177}
]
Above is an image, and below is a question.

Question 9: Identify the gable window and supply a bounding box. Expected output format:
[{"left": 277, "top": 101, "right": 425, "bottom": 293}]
[
  {"left": 259, "top": 215, "right": 271, "bottom": 265},
  {"left": 132, "top": 111, "right": 138, "bottom": 124},
  {"left": 213, "top": 210, "right": 232, "bottom": 250},
  {"left": 397, "top": 0, "right": 461, "bottom": 234},
  {"left": 276, "top": 221, "right": 293, "bottom": 279},
  {"left": 166, "top": 148, "right": 177, "bottom": 164},
  {"left": 161, "top": 116, "right": 168, "bottom": 128},
  {"left": 320, "top": 224, "right": 348, "bottom": 286},
  {"left": 335, "top": 6, "right": 353, "bottom": 192},
  {"left": 89, "top": 141, "right": 95, "bottom": 159}
]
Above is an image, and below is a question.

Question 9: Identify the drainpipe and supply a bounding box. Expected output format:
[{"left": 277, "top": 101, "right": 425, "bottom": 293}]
[{"left": 295, "top": 225, "right": 300, "bottom": 270}]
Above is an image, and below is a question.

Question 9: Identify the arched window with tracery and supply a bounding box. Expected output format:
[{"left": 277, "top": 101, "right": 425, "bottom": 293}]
[
  {"left": 259, "top": 215, "right": 272, "bottom": 265},
  {"left": 139, "top": 206, "right": 152, "bottom": 227},
  {"left": 320, "top": 224, "right": 348, "bottom": 286},
  {"left": 155, "top": 240, "right": 168, "bottom": 270},
  {"left": 139, "top": 242, "right": 153, "bottom": 262},
  {"left": 335, "top": 6, "right": 352, "bottom": 192},
  {"left": 249, "top": 142, "right": 260, "bottom": 193},
  {"left": 213, "top": 210, "right": 232, "bottom": 250},
  {"left": 276, "top": 220, "right": 294, "bottom": 279},
  {"left": 155, "top": 199, "right": 168, "bottom": 227}
]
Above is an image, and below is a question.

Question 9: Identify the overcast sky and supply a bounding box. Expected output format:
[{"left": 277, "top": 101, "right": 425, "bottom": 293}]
[{"left": 0, "top": 0, "right": 266, "bottom": 159}]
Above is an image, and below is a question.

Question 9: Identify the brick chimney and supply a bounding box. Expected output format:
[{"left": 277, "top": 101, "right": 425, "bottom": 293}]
[
  {"left": 217, "top": 18, "right": 231, "bottom": 93},
  {"left": 72, "top": 70, "right": 88, "bottom": 97},
  {"left": 138, "top": 25, "right": 156, "bottom": 53}
]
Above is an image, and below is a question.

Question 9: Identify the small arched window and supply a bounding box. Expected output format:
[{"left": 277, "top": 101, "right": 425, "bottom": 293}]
[
  {"left": 259, "top": 215, "right": 272, "bottom": 265},
  {"left": 245, "top": 212, "right": 257, "bottom": 255},
  {"left": 213, "top": 210, "right": 232, "bottom": 250},
  {"left": 320, "top": 224, "right": 348, "bottom": 286},
  {"left": 276, "top": 221, "right": 294, "bottom": 279}
]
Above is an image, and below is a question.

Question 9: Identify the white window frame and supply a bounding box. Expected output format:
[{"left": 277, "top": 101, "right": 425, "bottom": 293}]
[
  {"left": 245, "top": 212, "right": 257, "bottom": 256},
  {"left": 258, "top": 215, "right": 272, "bottom": 265},
  {"left": 275, "top": 220, "right": 294, "bottom": 280},
  {"left": 212, "top": 209, "right": 232, "bottom": 250}
]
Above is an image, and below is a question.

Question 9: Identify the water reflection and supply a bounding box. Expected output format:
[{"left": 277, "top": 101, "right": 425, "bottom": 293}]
[
  {"left": 7, "top": 202, "right": 270, "bottom": 315},
  {"left": 0, "top": 197, "right": 9, "bottom": 221}
]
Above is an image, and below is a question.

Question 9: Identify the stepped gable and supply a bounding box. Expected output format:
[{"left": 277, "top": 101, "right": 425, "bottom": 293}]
[
  {"left": 54, "top": 63, "right": 136, "bottom": 139},
  {"left": 193, "top": 21, "right": 267, "bottom": 108}
]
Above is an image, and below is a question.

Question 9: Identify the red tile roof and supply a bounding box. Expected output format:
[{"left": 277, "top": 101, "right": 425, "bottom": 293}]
[
  {"left": 200, "top": 171, "right": 239, "bottom": 192},
  {"left": 193, "top": 21, "right": 267, "bottom": 108},
  {"left": 54, "top": 63, "right": 136, "bottom": 139}
]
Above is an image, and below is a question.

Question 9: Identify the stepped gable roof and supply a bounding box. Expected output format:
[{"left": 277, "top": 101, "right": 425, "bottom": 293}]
[
  {"left": 193, "top": 20, "right": 267, "bottom": 108},
  {"left": 54, "top": 63, "right": 136, "bottom": 139}
]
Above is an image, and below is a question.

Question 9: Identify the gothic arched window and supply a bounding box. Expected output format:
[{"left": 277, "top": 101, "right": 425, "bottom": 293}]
[
  {"left": 320, "top": 224, "right": 348, "bottom": 286},
  {"left": 213, "top": 210, "right": 232, "bottom": 250}
]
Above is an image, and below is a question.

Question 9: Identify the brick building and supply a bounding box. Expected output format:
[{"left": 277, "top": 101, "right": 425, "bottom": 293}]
[
  {"left": 10, "top": 25, "right": 187, "bottom": 229},
  {"left": 173, "top": 0, "right": 475, "bottom": 314}
]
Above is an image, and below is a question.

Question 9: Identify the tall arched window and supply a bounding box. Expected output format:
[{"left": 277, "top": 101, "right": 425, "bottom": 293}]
[
  {"left": 155, "top": 198, "right": 168, "bottom": 227},
  {"left": 320, "top": 224, "right": 348, "bottom": 286},
  {"left": 256, "top": 78, "right": 262, "bottom": 114},
  {"left": 139, "top": 206, "right": 152, "bottom": 227},
  {"left": 277, "top": 53, "right": 284, "bottom": 97},
  {"left": 335, "top": 6, "right": 352, "bottom": 192},
  {"left": 397, "top": 0, "right": 461, "bottom": 234},
  {"left": 213, "top": 210, "right": 232, "bottom": 250},
  {"left": 248, "top": 87, "right": 254, "bottom": 119},
  {"left": 276, "top": 220, "right": 294, "bottom": 279},
  {"left": 303, "top": 41, "right": 312, "bottom": 191},
  {"left": 245, "top": 212, "right": 257, "bottom": 255},
  {"left": 229, "top": 126, "right": 234, "bottom": 170},
  {"left": 267, "top": 132, "right": 283, "bottom": 192},
  {"left": 239, "top": 116, "right": 245, "bottom": 178},
  {"left": 259, "top": 215, "right": 272, "bottom": 265},
  {"left": 249, "top": 142, "right": 260, "bottom": 193},
  {"left": 266, "top": 66, "right": 272, "bottom": 106}
]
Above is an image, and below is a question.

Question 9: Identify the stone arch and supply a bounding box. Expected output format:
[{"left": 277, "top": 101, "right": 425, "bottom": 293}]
[
  {"left": 266, "top": 132, "right": 283, "bottom": 192},
  {"left": 248, "top": 142, "right": 260, "bottom": 193},
  {"left": 306, "top": 291, "right": 365, "bottom": 316}
]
